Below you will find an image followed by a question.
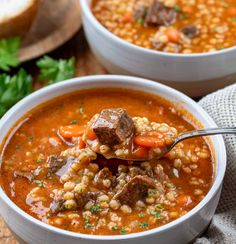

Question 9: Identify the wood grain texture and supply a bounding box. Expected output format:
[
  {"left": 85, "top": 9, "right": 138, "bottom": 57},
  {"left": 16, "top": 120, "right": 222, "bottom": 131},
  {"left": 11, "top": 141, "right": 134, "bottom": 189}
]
[
  {"left": 18, "top": 0, "right": 82, "bottom": 62},
  {"left": 0, "top": 30, "right": 107, "bottom": 243}
]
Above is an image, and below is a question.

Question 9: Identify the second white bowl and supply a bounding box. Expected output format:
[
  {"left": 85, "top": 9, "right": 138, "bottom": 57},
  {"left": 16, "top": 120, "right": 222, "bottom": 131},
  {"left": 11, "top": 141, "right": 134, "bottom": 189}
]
[{"left": 80, "top": 0, "right": 236, "bottom": 97}]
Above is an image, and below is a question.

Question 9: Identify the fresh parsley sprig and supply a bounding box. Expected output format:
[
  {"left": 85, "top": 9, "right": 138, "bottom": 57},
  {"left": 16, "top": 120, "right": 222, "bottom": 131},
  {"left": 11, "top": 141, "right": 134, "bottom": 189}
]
[
  {"left": 36, "top": 56, "right": 75, "bottom": 84},
  {"left": 0, "top": 37, "right": 20, "bottom": 71},
  {"left": 0, "top": 69, "right": 32, "bottom": 116}
]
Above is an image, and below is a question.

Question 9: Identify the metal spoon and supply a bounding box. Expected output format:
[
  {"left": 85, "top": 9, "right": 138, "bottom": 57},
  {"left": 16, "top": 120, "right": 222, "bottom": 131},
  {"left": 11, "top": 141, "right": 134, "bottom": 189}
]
[{"left": 114, "top": 127, "right": 236, "bottom": 161}]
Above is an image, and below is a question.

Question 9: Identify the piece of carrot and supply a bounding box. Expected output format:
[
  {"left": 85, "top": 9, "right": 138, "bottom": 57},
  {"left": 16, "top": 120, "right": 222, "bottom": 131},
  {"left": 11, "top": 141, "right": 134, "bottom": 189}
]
[
  {"left": 133, "top": 146, "right": 149, "bottom": 158},
  {"left": 78, "top": 137, "right": 86, "bottom": 149},
  {"left": 122, "top": 12, "right": 133, "bottom": 22},
  {"left": 227, "top": 7, "right": 236, "bottom": 17},
  {"left": 134, "top": 135, "right": 165, "bottom": 148},
  {"left": 165, "top": 28, "right": 180, "bottom": 43},
  {"left": 176, "top": 195, "right": 192, "bottom": 206},
  {"left": 59, "top": 125, "right": 85, "bottom": 139},
  {"left": 49, "top": 136, "right": 61, "bottom": 147},
  {"left": 182, "top": 5, "right": 194, "bottom": 14},
  {"left": 87, "top": 127, "right": 97, "bottom": 140}
]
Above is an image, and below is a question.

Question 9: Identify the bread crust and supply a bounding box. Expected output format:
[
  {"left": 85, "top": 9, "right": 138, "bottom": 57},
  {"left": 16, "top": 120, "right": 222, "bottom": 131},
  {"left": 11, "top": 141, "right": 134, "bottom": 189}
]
[{"left": 0, "top": 0, "right": 39, "bottom": 38}]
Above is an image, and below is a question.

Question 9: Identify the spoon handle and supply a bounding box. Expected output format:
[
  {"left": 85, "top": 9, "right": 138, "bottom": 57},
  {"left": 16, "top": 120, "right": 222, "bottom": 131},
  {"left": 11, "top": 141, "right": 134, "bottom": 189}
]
[{"left": 176, "top": 127, "right": 236, "bottom": 143}]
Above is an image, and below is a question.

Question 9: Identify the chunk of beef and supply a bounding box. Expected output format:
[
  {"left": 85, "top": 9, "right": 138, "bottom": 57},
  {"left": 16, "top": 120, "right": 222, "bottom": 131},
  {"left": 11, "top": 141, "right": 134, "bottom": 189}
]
[
  {"left": 114, "top": 175, "right": 156, "bottom": 206},
  {"left": 50, "top": 194, "right": 65, "bottom": 214},
  {"left": 14, "top": 171, "right": 34, "bottom": 181},
  {"left": 75, "top": 192, "right": 99, "bottom": 209},
  {"left": 181, "top": 25, "right": 199, "bottom": 39},
  {"left": 47, "top": 155, "right": 66, "bottom": 174},
  {"left": 51, "top": 191, "right": 99, "bottom": 214},
  {"left": 94, "top": 167, "right": 116, "bottom": 188},
  {"left": 145, "top": 0, "right": 177, "bottom": 27},
  {"left": 55, "top": 157, "right": 76, "bottom": 177},
  {"left": 92, "top": 108, "right": 134, "bottom": 146}
]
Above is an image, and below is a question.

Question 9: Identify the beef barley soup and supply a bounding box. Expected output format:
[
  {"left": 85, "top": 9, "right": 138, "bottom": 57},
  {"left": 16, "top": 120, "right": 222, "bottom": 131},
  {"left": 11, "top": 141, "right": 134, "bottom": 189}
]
[
  {"left": 0, "top": 88, "right": 214, "bottom": 235},
  {"left": 92, "top": 0, "right": 236, "bottom": 53}
]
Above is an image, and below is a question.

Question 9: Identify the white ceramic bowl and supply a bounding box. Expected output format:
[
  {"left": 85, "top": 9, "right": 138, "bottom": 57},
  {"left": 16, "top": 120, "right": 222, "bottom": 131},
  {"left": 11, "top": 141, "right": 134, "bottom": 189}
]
[
  {"left": 80, "top": 0, "right": 236, "bottom": 97},
  {"left": 0, "top": 75, "right": 226, "bottom": 244}
]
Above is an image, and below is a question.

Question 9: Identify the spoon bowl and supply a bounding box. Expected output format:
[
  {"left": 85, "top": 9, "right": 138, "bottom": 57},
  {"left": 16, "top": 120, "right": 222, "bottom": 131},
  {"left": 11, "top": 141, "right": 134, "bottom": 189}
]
[{"left": 98, "top": 127, "right": 236, "bottom": 162}]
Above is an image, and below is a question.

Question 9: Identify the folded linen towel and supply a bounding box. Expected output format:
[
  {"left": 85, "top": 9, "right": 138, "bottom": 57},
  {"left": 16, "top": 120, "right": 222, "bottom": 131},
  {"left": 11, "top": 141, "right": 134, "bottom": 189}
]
[{"left": 195, "top": 84, "right": 236, "bottom": 244}]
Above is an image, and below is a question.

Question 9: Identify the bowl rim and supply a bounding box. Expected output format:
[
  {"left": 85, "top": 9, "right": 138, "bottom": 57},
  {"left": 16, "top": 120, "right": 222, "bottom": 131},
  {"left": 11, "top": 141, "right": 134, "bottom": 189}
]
[
  {"left": 0, "top": 75, "right": 226, "bottom": 241},
  {"left": 80, "top": 0, "right": 236, "bottom": 58}
]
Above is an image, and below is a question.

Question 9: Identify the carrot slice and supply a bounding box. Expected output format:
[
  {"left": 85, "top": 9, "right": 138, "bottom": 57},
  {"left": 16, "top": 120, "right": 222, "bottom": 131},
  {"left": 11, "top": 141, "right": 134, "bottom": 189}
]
[
  {"left": 78, "top": 137, "right": 86, "bottom": 149},
  {"left": 59, "top": 125, "right": 85, "bottom": 139},
  {"left": 176, "top": 195, "right": 192, "bottom": 206},
  {"left": 87, "top": 127, "right": 97, "bottom": 140},
  {"left": 182, "top": 6, "right": 194, "bottom": 14},
  {"left": 122, "top": 12, "right": 133, "bottom": 22},
  {"left": 165, "top": 28, "right": 180, "bottom": 43},
  {"left": 133, "top": 146, "right": 149, "bottom": 158},
  {"left": 227, "top": 7, "right": 236, "bottom": 17},
  {"left": 134, "top": 135, "right": 165, "bottom": 148}
]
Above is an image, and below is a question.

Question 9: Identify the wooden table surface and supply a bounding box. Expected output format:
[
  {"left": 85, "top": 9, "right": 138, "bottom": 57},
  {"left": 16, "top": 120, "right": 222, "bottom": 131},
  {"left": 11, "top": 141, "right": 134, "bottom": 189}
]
[{"left": 0, "top": 29, "right": 107, "bottom": 244}]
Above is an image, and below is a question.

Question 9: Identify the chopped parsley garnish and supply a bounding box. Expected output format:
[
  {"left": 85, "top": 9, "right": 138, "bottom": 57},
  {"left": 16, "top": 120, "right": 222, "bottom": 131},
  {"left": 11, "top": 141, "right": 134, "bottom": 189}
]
[
  {"left": 79, "top": 105, "right": 84, "bottom": 114},
  {"left": 139, "top": 212, "right": 145, "bottom": 218},
  {"left": 112, "top": 225, "right": 119, "bottom": 231},
  {"left": 232, "top": 17, "right": 236, "bottom": 22},
  {"left": 119, "top": 226, "right": 128, "bottom": 235},
  {"left": 32, "top": 180, "right": 44, "bottom": 187},
  {"left": 156, "top": 204, "right": 165, "bottom": 210},
  {"left": 15, "top": 145, "right": 20, "bottom": 150},
  {"left": 83, "top": 215, "right": 93, "bottom": 228},
  {"left": 151, "top": 211, "right": 161, "bottom": 220},
  {"left": 173, "top": 5, "right": 181, "bottom": 12},
  {"left": 148, "top": 189, "right": 158, "bottom": 195},
  {"left": 84, "top": 215, "right": 90, "bottom": 222},
  {"left": 136, "top": 18, "right": 144, "bottom": 25},
  {"left": 84, "top": 222, "right": 93, "bottom": 228},
  {"left": 70, "top": 119, "right": 78, "bottom": 124},
  {"left": 90, "top": 204, "right": 101, "bottom": 213},
  {"left": 139, "top": 222, "right": 149, "bottom": 228},
  {"left": 37, "top": 158, "right": 43, "bottom": 163}
]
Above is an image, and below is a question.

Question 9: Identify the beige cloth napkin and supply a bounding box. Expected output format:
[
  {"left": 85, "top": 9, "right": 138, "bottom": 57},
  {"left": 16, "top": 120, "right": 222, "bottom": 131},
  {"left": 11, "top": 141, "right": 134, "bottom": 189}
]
[{"left": 195, "top": 83, "right": 236, "bottom": 244}]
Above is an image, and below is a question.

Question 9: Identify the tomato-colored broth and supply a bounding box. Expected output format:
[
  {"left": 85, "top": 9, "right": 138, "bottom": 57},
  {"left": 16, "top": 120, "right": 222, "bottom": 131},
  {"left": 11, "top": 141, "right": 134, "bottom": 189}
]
[{"left": 0, "top": 88, "right": 213, "bottom": 235}]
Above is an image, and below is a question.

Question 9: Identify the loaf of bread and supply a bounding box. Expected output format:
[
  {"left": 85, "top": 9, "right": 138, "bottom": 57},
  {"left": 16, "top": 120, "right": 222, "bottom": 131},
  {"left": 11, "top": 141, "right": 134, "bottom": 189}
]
[{"left": 0, "top": 0, "right": 39, "bottom": 38}]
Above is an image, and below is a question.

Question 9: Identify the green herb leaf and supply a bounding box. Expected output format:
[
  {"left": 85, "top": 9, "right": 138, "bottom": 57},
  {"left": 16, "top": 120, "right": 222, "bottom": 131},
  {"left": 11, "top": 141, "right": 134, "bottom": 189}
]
[
  {"left": 0, "top": 37, "right": 21, "bottom": 71},
  {"left": 156, "top": 205, "right": 165, "bottom": 210},
  {"left": 32, "top": 180, "right": 44, "bottom": 187},
  {"left": 79, "top": 105, "right": 84, "bottom": 114},
  {"left": 173, "top": 5, "right": 181, "bottom": 12},
  {"left": 139, "top": 222, "right": 149, "bottom": 228},
  {"left": 139, "top": 212, "right": 145, "bottom": 218},
  {"left": 36, "top": 56, "right": 75, "bottom": 84},
  {"left": 90, "top": 204, "right": 101, "bottom": 213},
  {"left": 151, "top": 211, "right": 161, "bottom": 219},
  {"left": 112, "top": 226, "right": 119, "bottom": 231},
  {"left": 70, "top": 119, "right": 78, "bottom": 124},
  {"left": 136, "top": 18, "right": 144, "bottom": 25},
  {"left": 84, "top": 222, "right": 93, "bottom": 228},
  {"left": 119, "top": 227, "right": 128, "bottom": 235},
  {"left": 0, "top": 69, "right": 32, "bottom": 117}
]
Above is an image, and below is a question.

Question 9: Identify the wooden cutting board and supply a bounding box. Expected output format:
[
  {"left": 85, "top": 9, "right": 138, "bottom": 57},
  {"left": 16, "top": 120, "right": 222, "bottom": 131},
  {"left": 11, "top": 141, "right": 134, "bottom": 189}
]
[{"left": 18, "top": 0, "right": 82, "bottom": 62}]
